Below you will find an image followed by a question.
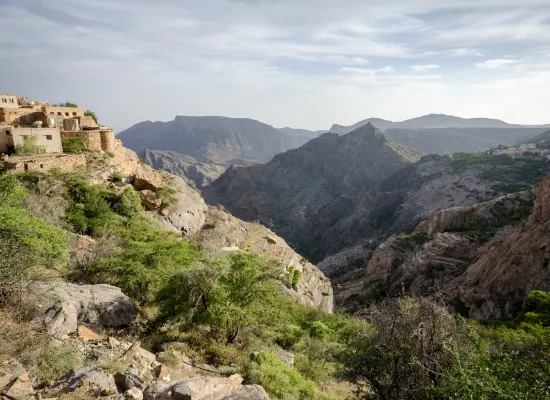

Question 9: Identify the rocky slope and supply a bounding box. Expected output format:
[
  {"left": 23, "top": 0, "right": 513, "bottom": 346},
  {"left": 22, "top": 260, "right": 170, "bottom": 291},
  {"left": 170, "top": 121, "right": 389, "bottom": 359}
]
[
  {"left": 334, "top": 175, "right": 550, "bottom": 320},
  {"left": 204, "top": 123, "right": 423, "bottom": 257},
  {"left": 144, "top": 150, "right": 227, "bottom": 190},
  {"left": 518, "top": 129, "right": 550, "bottom": 146},
  {"left": 118, "top": 116, "right": 321, "bottom": 165},
  {"left": 86, "top": 143, "right": 334, "bottom": 312}
]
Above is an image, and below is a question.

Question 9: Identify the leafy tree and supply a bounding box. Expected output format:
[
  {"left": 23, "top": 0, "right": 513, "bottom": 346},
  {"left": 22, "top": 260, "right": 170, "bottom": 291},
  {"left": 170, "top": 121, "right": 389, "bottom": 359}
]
[
  {"left": 61, "top": 137, "right": 85, "bottom": 153},
  {"left": 155, "top": 253, "right": 281, "bottom": 344}
]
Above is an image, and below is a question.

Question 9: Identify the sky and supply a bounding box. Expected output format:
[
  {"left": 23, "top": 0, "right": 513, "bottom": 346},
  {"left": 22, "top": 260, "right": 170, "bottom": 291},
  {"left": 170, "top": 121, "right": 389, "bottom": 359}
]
[{"left": 1, "top": 0, "right": 550, "bottom": 132}]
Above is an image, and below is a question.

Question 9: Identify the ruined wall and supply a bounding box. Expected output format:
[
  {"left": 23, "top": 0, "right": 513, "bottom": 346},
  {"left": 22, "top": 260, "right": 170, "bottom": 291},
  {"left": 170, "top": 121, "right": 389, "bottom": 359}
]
[
  {"left": 79, "top": 115, "right": 98, "bottom": 128},
  {"left": 0, "top": 107, "right": 37, "bottom": 124},
  {"left": 2, "top": 153, "right": 85, "bottom": 173},
  {"left": 100, "top": 129, "right": 116, "bottom": 152}
]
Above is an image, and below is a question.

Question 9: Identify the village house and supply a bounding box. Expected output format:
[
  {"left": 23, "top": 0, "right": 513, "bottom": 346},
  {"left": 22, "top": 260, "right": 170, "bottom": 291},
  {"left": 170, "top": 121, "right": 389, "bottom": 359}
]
[{"left": 0, "top": 94, "right": 119, "bottom": 173}]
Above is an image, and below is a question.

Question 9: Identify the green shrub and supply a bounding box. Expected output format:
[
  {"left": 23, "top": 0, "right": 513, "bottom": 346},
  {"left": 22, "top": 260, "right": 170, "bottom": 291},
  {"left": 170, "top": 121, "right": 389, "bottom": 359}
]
[
  {"left": 275, "top": 324, "right": 305, "bottom": 350},
  {"left": 523, "top": 290, "right": 550, "bottom": 326},
  {"left": 111, "top": 171, "right": 123, "bottom": 183},
  {"left": 85, "top": 110, "right": 98, "bottom": 123},
  {"left": 242, "top": 352, "right": 319, "bottom": 400},
  {"left": 0, "top": 175, "right": 27, "bottom": 207},
  {"left": 113, "top": 188, "right": 142, "bottom": 217},
  {"left": 155, "top": 186, "right": 178, "bottom": 208},
  {"left": 36, "top": 343, "right": 82, "bottom": 382},
  {"left": 309, "top": 321, "right": 333, "bottom": 340},
  {"left": 62, "top": 137, "right": 85, "bottom": 153},
  {"left": 14, "top": 136, "right": 45, "bottom": 156},
  {"left": 292, "top": 269, "right": 301, "bottom": 289}
]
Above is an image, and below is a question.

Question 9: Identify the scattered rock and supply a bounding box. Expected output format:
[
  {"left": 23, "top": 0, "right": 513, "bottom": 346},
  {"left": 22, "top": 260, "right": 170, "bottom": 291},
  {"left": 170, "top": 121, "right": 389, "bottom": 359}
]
[
  {"left": 222, "top": 385, "right": 270, "bottom": 400},
  {"left": 265, "top": 235, "right": 277, "bottom": 245},
  {"left": 143, "top": 380, "right": 173, "bottom": 400},
  {"left": 78, "top": 325, "right": 103, "bottom": 341},
  {"left": 125, "top": 387, "right": 144, "bottom": 400},
  {"left": 47, "top": 366, "right": 117, "bottom": 397},
  {"left": 115, "top": 371, "right": 146, "bottom": 392},
  {"left": 155, "top": 364, "right": 170, "bottom": 380},
  {"left": 4, "top": 369, "right": 35, "bottom": 398},
  {"left": 109, "top": 336, "right": 121, "bottom": 348},
  {"left": 38, "top": 283, "right": 139, "bottom": 338},
  {"left": 270, "top": 349, "right": 294, "bottom": 367}
]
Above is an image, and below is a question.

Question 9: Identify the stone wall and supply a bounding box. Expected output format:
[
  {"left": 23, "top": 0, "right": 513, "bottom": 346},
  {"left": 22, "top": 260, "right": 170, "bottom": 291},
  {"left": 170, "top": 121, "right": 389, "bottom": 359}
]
[
  {"left": 2, "top": 153, "right": 85, "bottom": 173},
  {"left": 100, "top": 129, "right": 116, "bottom": 152},
  {"left": 80, "top": 115, "right": 98, "bottom": 128}
]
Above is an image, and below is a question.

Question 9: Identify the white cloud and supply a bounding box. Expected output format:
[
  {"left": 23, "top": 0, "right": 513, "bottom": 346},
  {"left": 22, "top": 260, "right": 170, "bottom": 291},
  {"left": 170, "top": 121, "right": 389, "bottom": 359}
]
[
  {"left": 410, "top": 64, "right": 440, "bottom": 71},
  {"left": 476, "top": 59, "right": 520, "bottom": 69},
  {"left": 444, "top": 48, "right": 483, "bottom": 57}
]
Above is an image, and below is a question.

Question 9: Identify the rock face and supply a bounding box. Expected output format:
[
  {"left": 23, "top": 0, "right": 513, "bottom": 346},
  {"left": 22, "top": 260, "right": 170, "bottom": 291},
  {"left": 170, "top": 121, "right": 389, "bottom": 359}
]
[
  {"left": 143, "top": 374, "right": 245, "bottom": 400},
  {"left": 38, "top": 282, "right": 139, "bottom": 338},
  {"left": 453, "top": 173, "right": 550, "bottom": 319},
  {"left": 196, "top": 207, "right": 334, "bottom": 313},
  {"left": 336, "top": 174, "right": 550, "bottom": 319},
  {"left": 144, "top": 150, "right": 227, "bottom": 190},
  {"left": 118, "top": 116, "right": 313, "bottom": 165},
  {"left": 47, "top": 367, "right": 117, "bottom": 396},
  {"left": 204, "top": 124, "right": 423, "bottom": 261}
]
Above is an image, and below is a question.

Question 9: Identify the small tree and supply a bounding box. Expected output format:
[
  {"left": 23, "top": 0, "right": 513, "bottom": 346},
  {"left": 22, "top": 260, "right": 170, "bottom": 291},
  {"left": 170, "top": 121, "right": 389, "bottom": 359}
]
[
  {"left": 61, "top": 137, "right": 85, "bottom": 153},
  {"left": 56, "top": 102, "right": 78, "bottom": 108},
  {"left": 340, "top": 296, "right": 474, "bottom": 400}
]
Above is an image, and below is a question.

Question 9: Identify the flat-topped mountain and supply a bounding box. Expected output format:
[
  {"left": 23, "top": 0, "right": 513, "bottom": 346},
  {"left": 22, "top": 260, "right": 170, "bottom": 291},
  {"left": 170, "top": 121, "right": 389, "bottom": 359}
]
[
  {"left": 118, "top": 116, "right": 322, "bottom": 165},
  {"left": 204, "top": 123, "right": 423, "bottom": 254}
]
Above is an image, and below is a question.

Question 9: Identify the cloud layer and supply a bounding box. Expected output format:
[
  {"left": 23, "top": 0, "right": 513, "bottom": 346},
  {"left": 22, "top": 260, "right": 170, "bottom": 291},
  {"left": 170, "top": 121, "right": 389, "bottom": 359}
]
[{"left": 1, "top": 0, "right": 550, "bottom": 131}]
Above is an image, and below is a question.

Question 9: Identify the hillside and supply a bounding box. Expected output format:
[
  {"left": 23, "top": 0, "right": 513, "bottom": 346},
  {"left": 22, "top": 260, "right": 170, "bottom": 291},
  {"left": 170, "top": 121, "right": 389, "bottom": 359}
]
[
  {"left": 518, "top": 129, "right": 550, "bottom": 146},
  {"left": 204, "top": 123, "right": 423, "bottom": 256}
]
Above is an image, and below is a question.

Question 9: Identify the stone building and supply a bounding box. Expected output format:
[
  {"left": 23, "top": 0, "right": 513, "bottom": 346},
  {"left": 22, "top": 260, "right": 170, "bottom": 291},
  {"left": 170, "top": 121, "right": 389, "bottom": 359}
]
[
  {"left": 0, "top": 94, "right": 18, "bottom": 109},
  {"left": 0, "top": 126, "right": 63, "bottom": 153}
]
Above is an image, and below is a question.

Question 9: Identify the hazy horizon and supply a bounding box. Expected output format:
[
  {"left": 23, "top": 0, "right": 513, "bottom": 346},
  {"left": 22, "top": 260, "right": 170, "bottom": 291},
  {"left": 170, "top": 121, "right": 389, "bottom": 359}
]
[{"left": 2, "top": 0, "right": 550, "bottom": 132}]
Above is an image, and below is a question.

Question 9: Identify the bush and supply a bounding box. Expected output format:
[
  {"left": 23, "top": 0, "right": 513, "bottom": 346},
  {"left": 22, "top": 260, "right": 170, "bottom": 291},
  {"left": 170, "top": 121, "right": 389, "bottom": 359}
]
[
  {"left": 14, "top": 135, "right": 46, "bottom": 156},
  {"left": 292, "top": 269, "right": 301, "bottom": 289},
  {"left": 522, "top": 290, "right": 550, "bottom": 326},
  {"left": 62, "top": 137, "right": 85, "bottom": 153},
  {"left": 112, "top": 188, "right": 142, "bottom": 217},
  {"left": 85, "top": 110, "right": 98, "bottom": 123},
  {"left": 242, "top": 352, "right": 320, "bottom": 400},
  {"left": 155, "top": 186, "right": 178, "bottom": 208},
  {"left": 309, "top": 321, "right": 333, "bottom": 340},
  {"left": 275, "top": 324, "right": 305, "bottom": 350}
]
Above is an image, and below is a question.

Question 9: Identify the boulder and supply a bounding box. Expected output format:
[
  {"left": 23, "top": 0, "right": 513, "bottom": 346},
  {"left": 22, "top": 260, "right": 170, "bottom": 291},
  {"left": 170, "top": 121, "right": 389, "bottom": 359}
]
[
  {"left": 223, "top": 385, "right": 270, "bottom": 400},
  {"left": 48, "top": 366, "right": 117, "bottom": 396},
  {"left": 125, "top": 387, "right": 144, "bottom": 400},
  {"left": 139, "top": 190, "right": 162, "bottom": 210},
  {"left": 78, "top": 325, "right": 103, "bottom": 341},
  {"left": 155, "top": 364, "right": 170, "bottom": 380},
  {"left": 155, "top": 179, "right": 207, "bottom": 236},
  {"left": 172, "top": 374, "right": 243, "bottom": 400},
  {"left": 115, "top": 371, "right": 146, "bottom": 392},
  {"left": 38, "top": 283, "right": 139, "bottom": 338},
  {"left": 144, "top": 374, "right": 243, "bottom": 400},
  {"left": 3, "top": 369, "right": 34, "bottom": 398},
  {"left": 270, "top": 349, "right": 294, "bottom": 367}
]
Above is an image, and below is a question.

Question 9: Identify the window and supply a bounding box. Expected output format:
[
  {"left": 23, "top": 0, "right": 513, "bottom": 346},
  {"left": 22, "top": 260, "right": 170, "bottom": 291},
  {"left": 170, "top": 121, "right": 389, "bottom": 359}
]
[
  {"left": 9, "top": 99, "right": 14, "bottom": 103},
  {"left": 5, "top": 130, "right": 11, "bottom": 136},
  {"left": 45, "top": 135, "right": 52, "bottom": 140},
  {"left": 72, "top": 112, "right": 77, "bottom": 116},
  {"left": 57, "top": 112, "right": 62, "bottom": 116},
  {"left": 1, "top": 98, "right": 6, "bottom": 103},
  {"left": 50, "top": 112, "right": 54, "bottom": 115},
  {"left": 65, "top": 112, "right": 69, "bottom": 116}
]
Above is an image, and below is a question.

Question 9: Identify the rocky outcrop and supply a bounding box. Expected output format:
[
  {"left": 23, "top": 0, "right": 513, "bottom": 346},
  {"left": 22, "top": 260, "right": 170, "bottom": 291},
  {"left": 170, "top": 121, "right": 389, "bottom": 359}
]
[
  {"left": 452, "top": 173, "right": 550, "bottom": 319},
  {"left": 144, "top": 150, "right": 227, "bottom": 190},
  {"left": 143, "top": 374, "right": 246, "bottom": 400},
  {"left": 47, "top": 367, "right": 118, "bottom": 396},
  {"left": 37, "top": 282, "right": 139, "bottom": 338},
  {"left": 196, "top": 207, "right": 334, "bottom": 313}
]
